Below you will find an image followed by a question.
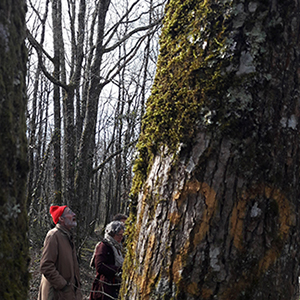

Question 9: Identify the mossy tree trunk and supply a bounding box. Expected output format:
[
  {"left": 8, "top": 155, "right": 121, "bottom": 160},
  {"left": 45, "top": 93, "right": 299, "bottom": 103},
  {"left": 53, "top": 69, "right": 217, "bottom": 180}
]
[
  {"left": 0, "top": 0, "right": 29, "bottom": 299},
  {"left": 122, "top": 0, "right": 300, "bottom": 299}
]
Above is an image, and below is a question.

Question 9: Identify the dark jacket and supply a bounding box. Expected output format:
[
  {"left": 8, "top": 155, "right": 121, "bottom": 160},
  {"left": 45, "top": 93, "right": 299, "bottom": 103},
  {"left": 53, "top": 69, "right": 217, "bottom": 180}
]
[
  {"left": 89, "top": 241, "right": 121, "bottom": 300},
  {"left": 38, "top": 224, "right": 82, "bottom": 300}
]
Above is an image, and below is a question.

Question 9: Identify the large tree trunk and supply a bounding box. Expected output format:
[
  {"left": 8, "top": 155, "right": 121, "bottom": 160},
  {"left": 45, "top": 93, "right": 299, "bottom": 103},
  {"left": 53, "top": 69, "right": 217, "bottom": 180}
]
[
  {"left": 122, "top": 0, "right": 300, "bottom": 299},
  {"left": 0, "top": 0, "right": 29, "bottom": 298}
]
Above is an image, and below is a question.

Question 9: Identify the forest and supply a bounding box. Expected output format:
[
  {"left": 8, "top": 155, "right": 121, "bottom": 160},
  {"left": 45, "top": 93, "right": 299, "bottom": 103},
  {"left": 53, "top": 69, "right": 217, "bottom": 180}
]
[
  {"left": 2, "top": 0, "right": 300, "bottom": 299},
  {"left": 25, "top": 0, "right": 166, "bottom": 298},
  {"left": 25, "top": 0, "right": 166, "bottom": 247}
]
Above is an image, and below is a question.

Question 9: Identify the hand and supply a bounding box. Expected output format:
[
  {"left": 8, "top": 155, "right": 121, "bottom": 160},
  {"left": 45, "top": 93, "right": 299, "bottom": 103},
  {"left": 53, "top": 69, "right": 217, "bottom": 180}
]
[
  {"left": 116, "top": 271, "right": 122, "bottom": 278},
  {"left": 61, "top": 282, "right": 70, "bottom": 292}
]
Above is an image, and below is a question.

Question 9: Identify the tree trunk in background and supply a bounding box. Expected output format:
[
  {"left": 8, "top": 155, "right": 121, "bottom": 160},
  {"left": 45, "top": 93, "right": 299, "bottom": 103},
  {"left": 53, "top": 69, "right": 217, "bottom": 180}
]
[
  {"left": 74, "top": 0, "right": 111, "bottom": 244},
  {"left": 27, "top": 1, "right": 49, "bottom": 212},
  {"left": 122, "top": 1, "right": 300, "bottom": 299},
  {"left": 64, "top": 88, "right": 76, "bottom": 205},
  {"left": 73, "top": 0, "right": 86, "bottom": 151},
  {"left": 0, "top": 0, "right": 29, "bottom": 298},
  {"left": 52, "top": 0, "right": 62, "bottom": 204}
]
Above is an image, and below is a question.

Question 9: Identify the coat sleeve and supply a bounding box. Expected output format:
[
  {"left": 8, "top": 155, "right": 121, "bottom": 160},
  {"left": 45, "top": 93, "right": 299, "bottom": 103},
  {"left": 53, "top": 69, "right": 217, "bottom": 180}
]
[
  {"left": 40, "top": 232, "right": 68, "bottom": 290},
  {"left": 94, "top": 242, "right": 119, "bottom": 279}
]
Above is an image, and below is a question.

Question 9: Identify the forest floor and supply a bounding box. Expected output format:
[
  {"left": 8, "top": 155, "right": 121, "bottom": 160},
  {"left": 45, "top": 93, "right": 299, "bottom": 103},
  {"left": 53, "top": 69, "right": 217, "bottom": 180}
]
[{"left": 28, "top": 233, "right": 101, "bottom": 300}]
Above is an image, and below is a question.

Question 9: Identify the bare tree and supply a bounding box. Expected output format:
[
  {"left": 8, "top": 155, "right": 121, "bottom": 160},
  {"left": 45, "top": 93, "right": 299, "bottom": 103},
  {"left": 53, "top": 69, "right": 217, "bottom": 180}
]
[
  {"left": 122, "top": 0, "right": 300, "bottom": 299},
  {"left": 0, "top": 0, "right": 29, "bottom": 298}
]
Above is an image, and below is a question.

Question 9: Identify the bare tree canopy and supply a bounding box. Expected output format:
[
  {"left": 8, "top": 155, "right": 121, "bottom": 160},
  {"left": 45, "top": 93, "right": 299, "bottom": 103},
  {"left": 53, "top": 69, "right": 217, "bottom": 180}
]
[
  {"left": 122, "top": 0, "right": 300, "bottom": 299},
  {"left": 0, "top": 0, "right": 29, "bottom": 298}
]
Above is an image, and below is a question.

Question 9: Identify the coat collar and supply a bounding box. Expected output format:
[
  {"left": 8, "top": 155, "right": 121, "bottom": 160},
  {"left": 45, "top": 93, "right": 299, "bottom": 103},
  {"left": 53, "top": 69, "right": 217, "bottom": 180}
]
[
  {"left": 56, "top": 223, "right": 75, "bottom": 249},
  {"left": 56, "top": 223, "right": 72, "bottom": 238}
]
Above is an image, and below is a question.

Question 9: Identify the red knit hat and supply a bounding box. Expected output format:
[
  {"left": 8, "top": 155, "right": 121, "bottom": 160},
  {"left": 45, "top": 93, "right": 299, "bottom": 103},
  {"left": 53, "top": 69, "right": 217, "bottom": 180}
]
[{"left": 49, "top": 205, "right": 67, "bottom": 224}]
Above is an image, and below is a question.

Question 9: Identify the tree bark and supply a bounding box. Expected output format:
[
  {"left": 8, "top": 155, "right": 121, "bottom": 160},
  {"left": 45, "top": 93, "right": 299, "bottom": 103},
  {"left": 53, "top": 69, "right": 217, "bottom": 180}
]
[
  {"left": 0, "top": 0, "right": 29, "bottom": 298},
  {"left": 52, "top": 0, "right": 62, "bottom": 204},
  {"left": 74, "top": 0, "right": 111, "bottom": 242},
  {"left": 122, "top": 0, "right": 300, "bottom": 299},
  {"left": 27, "top": 0, "right": 49, "bottom": 212}
]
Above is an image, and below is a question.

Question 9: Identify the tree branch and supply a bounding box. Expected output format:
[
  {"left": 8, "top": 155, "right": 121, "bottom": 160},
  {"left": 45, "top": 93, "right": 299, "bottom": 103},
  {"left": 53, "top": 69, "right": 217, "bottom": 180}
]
[
  {"left": 26, "top": 29, "right": 69, "bottom": 90},
  {"left": 102, "top": 27, "right": 159, "bottom": 88},
  {"left": 92, "top": 139, "right": 138, "bottom": 174},
  {"left": 103, "top": 17, "right": 163, "bottom": 54}
]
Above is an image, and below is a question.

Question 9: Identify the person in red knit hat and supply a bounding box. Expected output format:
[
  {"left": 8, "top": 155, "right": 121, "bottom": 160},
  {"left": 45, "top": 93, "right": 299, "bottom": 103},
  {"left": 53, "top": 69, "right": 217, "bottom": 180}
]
[
  {"left": 38, "top": 205, "right": 82, "bottom": 300},
  {"left": 49, "top": 205, "right": 67, "bottom": 224}
]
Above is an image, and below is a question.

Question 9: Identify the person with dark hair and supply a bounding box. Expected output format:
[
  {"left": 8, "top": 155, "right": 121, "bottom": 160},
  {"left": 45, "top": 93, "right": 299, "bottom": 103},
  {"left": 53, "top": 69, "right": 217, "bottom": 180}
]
[
  {"left": 89, "top": 221, "right": 125, "bottom": 300},
  {"left": 38, "top": 205, "right": 82, "bottom": 300},
  {"left": 112, "top": 213, "right": 128, "bottom": 224}
]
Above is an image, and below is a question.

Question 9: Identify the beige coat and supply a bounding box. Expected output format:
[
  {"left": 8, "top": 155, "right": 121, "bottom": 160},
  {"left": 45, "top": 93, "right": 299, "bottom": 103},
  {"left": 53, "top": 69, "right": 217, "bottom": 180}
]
[{"left": 38, "top": 224, "right": 82, "bottom": 300}]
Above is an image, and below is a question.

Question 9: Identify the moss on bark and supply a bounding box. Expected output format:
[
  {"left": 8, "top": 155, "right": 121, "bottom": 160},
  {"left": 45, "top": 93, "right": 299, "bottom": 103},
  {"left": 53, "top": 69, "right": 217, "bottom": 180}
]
[
  {"left": 124, "top": 0, "right": 300, "bottom": 299},
  {"left": 131, "top": 0, "right": 300, "bottom": 199}
]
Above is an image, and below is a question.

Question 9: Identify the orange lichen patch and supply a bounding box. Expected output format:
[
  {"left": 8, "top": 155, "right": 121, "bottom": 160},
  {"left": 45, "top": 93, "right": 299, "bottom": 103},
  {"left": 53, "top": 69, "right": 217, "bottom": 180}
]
[
  {"left": 223, "top": 185, "right": 292, "bottom": 299},
  {"left": 137, "top": 193, "right": 147, "bottom": 224},
  {"left": 171, "top": 180, "right": 218, "bottom": 290},
  {"left": 201, "top": 288, "right": 214, "bottom": 299},
  {"left": 128, "top": 197, "right": 146, "bottom": 258},
  {"left": 141, "top": 187, "right": 150, "bottom": 207},
  {"left": 172, "top": 179, "right": 218, "bottom": 247},
  {"left": 221, "top": 247, "right": 285, "bottom": 299},
  {"left": 230, "top": 194, "right": 248, "bottom": 250},
  {"left": 171, "top": 179, "right": 218, "bottom": 245},
  {"left": 139, "top": 234, "right": 156, "bottom": 296},
  {"left": 169, "top": 210, "right": 182, "bottom": 225},
  {"left": 230, "top": 184, "right": 291, "bottom": 251},
  {"left": 256, "top": 186, "right": 291, "bottom": 274},
  {"left": 193, "top": 182, "right": 217, "bottom": 245},
  {"left": 172, "top": 249, "right": 185, "bottom": 283},
  {"left": 221, "top": 279, "right": 250, "bottom": 300},
  {"left": 258, "top": 248, "right": 280, "bottom": 274},
  {"left": 264, "top": 186, "right": 291, "bottom": 238},
  {"left": 173, "top": 191, "right": 181, "bottom": 201},
  {"left": 172, "top": 236, "right": 191, "bottom": 284},
  {"left": 172, "top": 179, "right": 202, "bottom": 208},
  {"left": 187, "top": 281, "right": 200, "bottom": 295},
  {"left": 187, "top": 179, "right": 203, "bottom": 193}
]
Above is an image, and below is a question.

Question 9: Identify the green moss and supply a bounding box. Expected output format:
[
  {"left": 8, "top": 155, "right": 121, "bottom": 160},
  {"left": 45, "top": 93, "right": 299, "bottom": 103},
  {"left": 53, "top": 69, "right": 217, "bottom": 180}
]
[
  {"left": 130, "top": 0, "right": 296, "bottom": 202},
  {"left": 131, "top": 0, "right": 236, "bottom": 198}
]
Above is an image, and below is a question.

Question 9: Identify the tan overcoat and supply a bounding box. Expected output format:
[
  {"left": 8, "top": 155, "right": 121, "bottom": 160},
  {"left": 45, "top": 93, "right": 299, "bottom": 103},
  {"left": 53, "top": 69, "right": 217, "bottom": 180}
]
[{"left": 38, "top": 224, "right": 82, "bottom": 300}]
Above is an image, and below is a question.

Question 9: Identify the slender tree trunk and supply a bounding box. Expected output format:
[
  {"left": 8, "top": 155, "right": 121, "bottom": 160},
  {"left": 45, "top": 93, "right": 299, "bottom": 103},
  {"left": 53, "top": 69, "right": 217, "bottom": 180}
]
[
  {"left": 64, "top": 88, "right": 76, "bottom": 205},
  {"left": 27, "top": 0, "right": 49, "bottom": 211},
  {"left": 74, "top": 0, "right": 111, "bottom": 242},
  {"left": 27, "top": 65, "right": 40, "bottom": 210},
  {"left": 122, "top": 1, "right": 300, "bottom": 299},
  {"left": 73, "top": 0, "right": 86, "bottom": 151},
  {"left": 52, "top": 0, "right": 62, "bottom": 204},
  {"left": 0, "top": 0, "right": 29, "bottom": 298},
  {"left": 139, "top": 0, "right": 153, "bottom": 131}
]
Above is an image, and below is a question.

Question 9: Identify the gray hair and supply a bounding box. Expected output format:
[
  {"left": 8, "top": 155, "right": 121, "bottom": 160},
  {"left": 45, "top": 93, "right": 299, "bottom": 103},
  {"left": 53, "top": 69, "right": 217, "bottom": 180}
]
[{"left": 105, "top": 221, "right": 125, "bottom": 237}]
